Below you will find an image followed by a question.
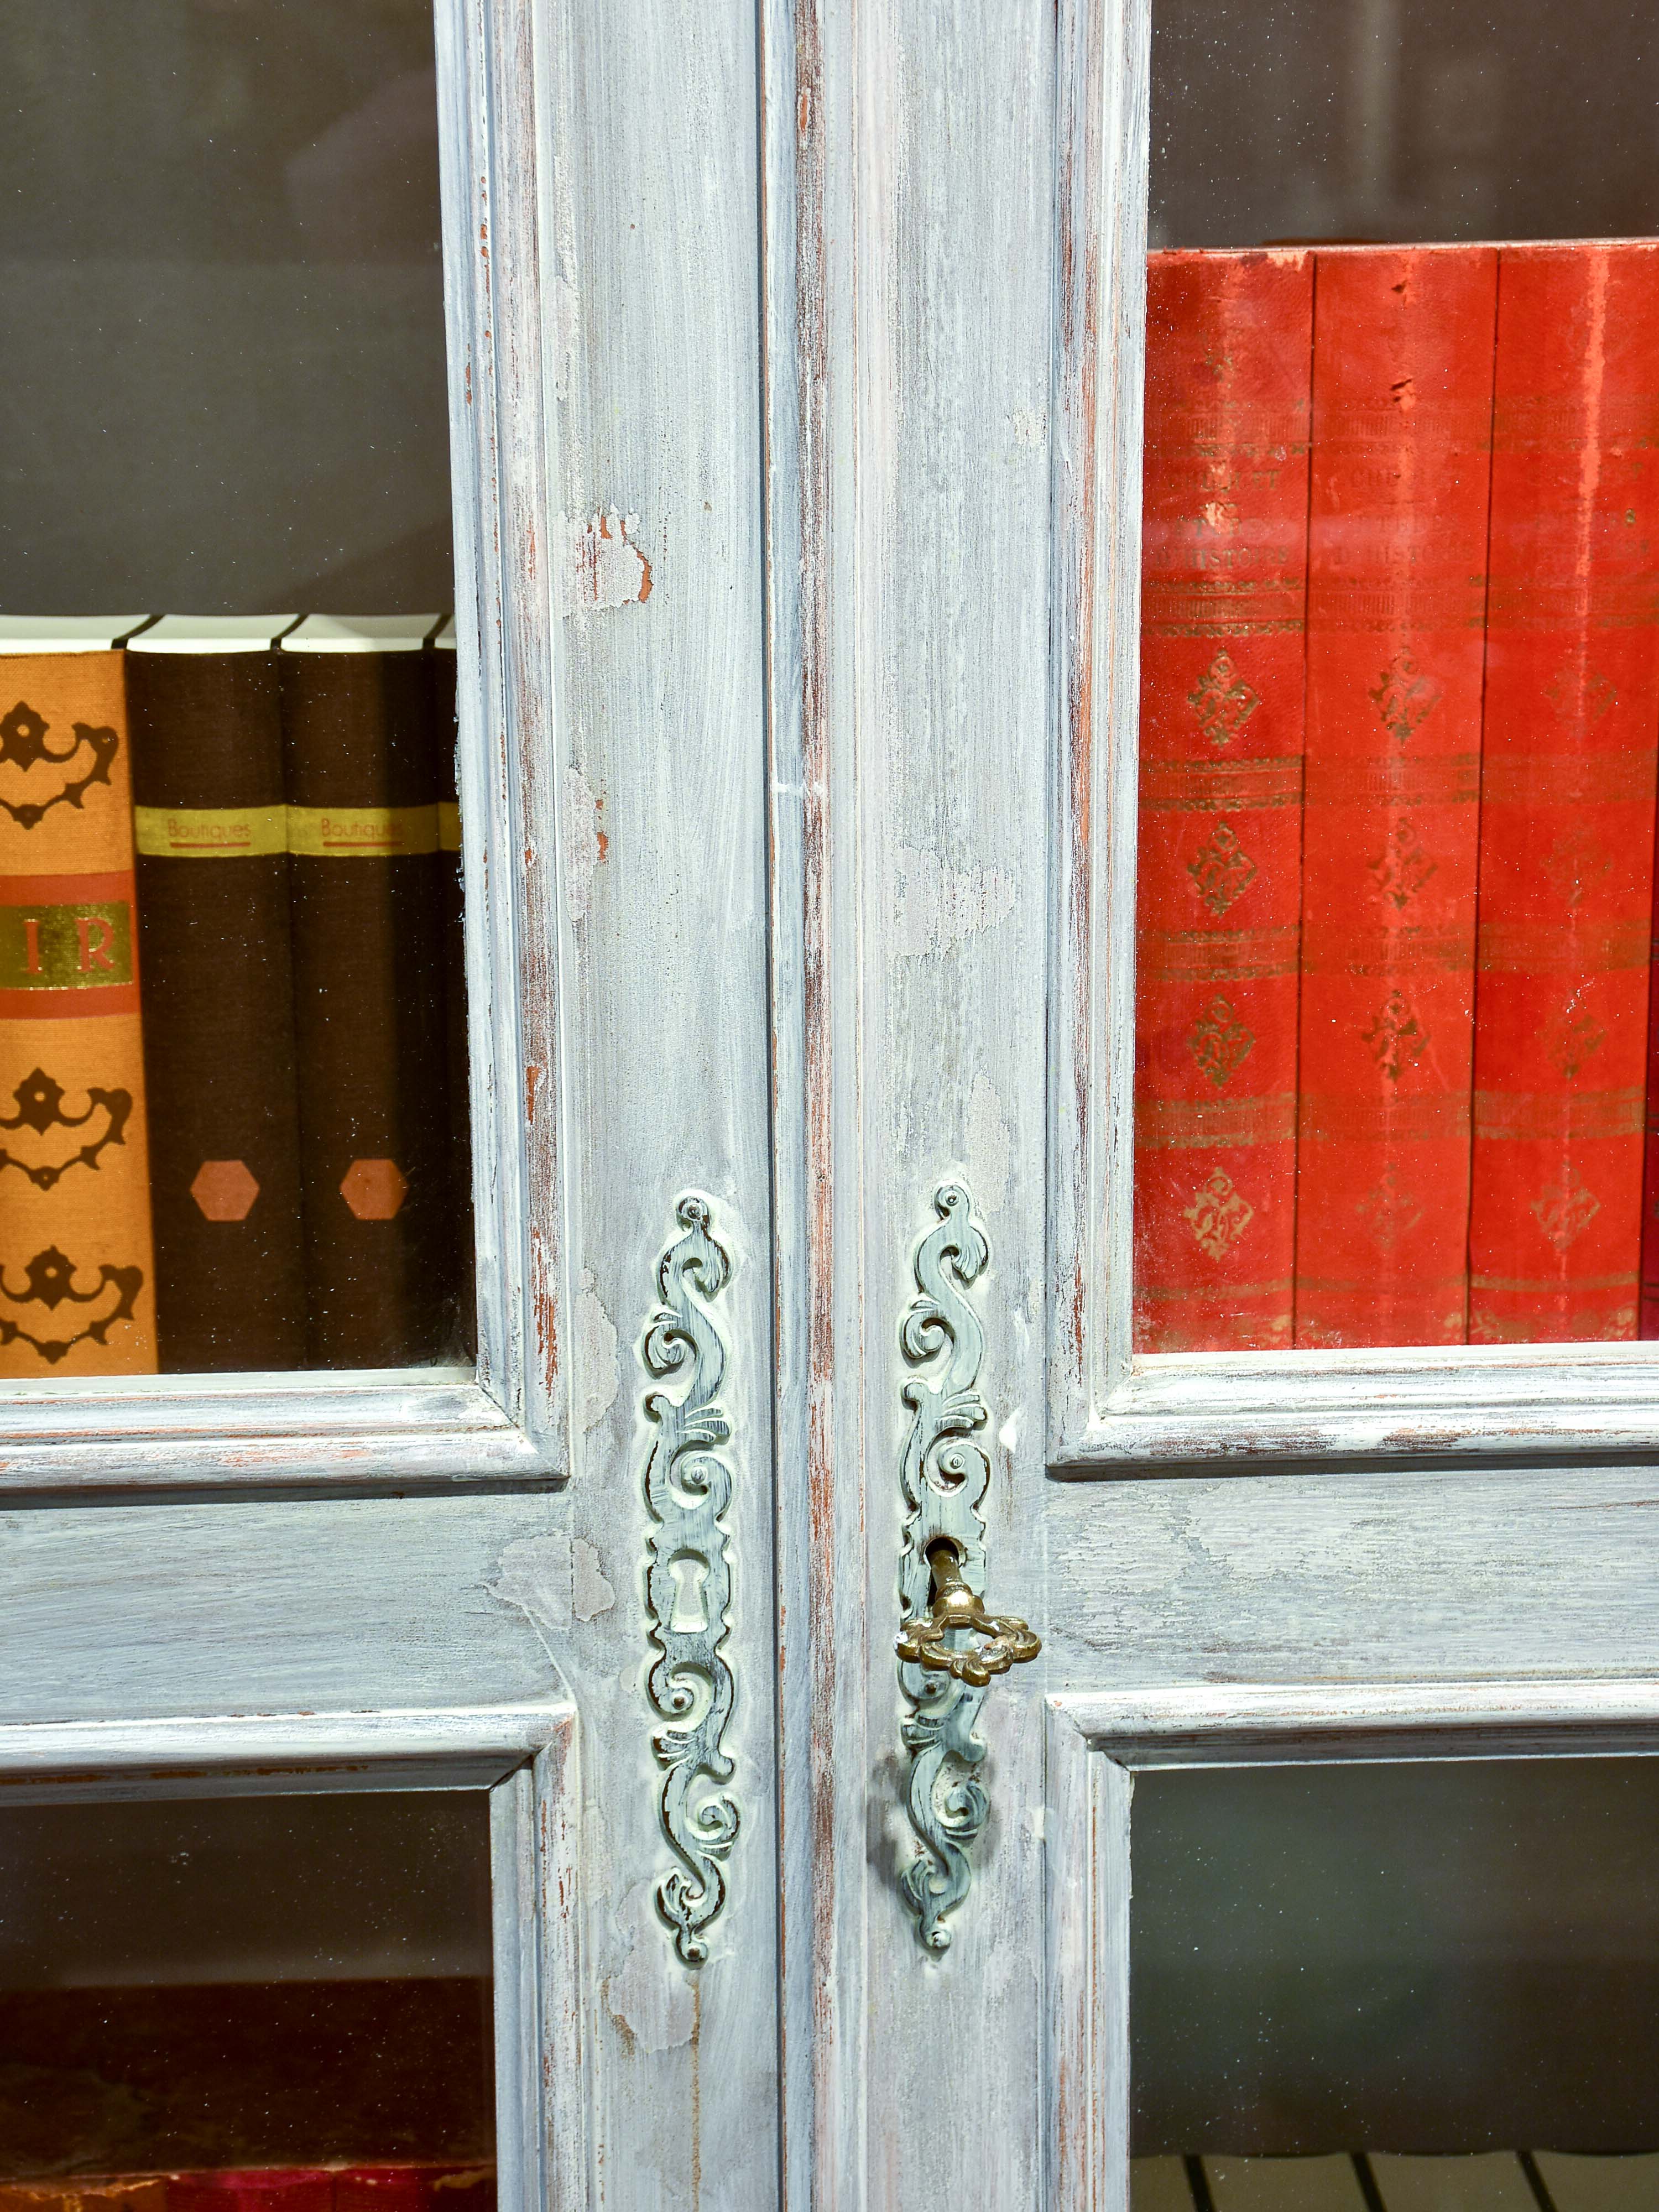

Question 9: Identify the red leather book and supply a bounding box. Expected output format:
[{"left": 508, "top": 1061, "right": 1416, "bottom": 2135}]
[
  {"left": 1133, "top": 247, "right": 1313, "bottom": 1352},
  {"left": 1645, "top": 860, "right": 1659, "bottom": 1333},
  {"left": 166, "top": 2178, "right": 335, "bottom": 2212},
  {"left": 1293, "top": 246, "right": 1496, "bottom": 1348},
  {"left": 1472, "top": 243, "right": 1659, "bottom": 1344}
]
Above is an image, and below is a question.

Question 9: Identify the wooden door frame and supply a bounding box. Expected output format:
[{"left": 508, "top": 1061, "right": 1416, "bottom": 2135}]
[
  {"left": 1045, "top": 1681, "right": 1659, "bottom": 2212},
  {"left": 0, "top": 1703, "right": 585, "bottom": 2212}
]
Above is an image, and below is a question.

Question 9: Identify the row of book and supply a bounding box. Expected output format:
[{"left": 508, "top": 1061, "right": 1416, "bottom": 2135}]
[
  {"left": 1134, "top": 239, "right": 1659, "bottom": 1352},
  {"left": 1134, "top": 2151, "right": 1643, "bottom": 2210},
  {"left": 0, "top": 2174, "right": 493, "bottom": 2212},
  {"left": 0, "top": 614, "right": 471, "bottom": 1376}
]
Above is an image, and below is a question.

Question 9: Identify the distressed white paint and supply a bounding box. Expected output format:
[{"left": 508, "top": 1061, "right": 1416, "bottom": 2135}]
[
  {"left": 563, "top": 510, "right": 654, "bottom": 615},
  {"left": 22, "top": 3, "right": 1659, "bottom": 2211},
  {"left": 764, "top": 0, "right": 1057, "bottom": 2199},
  {"left": 1044, "top": 1684, "right": 1659, "bottom": 2211},
  {"left": 573, "top": 1266, "right": 621, "bottom": 1430},
  {"left": 571, "top": 1536, "right": 616, "bottom": 1620},
  {"left": 562, "top": 774, "right": 607, "bottom": 926}
]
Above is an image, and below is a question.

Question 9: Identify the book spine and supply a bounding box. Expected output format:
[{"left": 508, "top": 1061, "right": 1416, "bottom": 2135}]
[
  {"left": 280, "top": 651, "right": 456, "bottom": 1368},
  {"left": 166, "top": 2176, "right": 336, "bottom": 2212},
  {"left": 0, "top": 650, "right": 156, "bottom": 1373},
  {"left": 1294, "top": 246, "right": 1497, "bottom": 1348},
  {"left": 1133, "top": 247, "right": 1313, "bottom": 1352},
  {"left": 1472, "top": 243, "right": 1659, "bottom": 1344},
  {"left": 127, "top": 651, "right": 307, "bottom": 1370},
  {"left": 1644, "top": 832, "right": 1659, "bottom": 1333},
  {"left": 430, "top": 648, "right": 474, "bottom": 1360}
]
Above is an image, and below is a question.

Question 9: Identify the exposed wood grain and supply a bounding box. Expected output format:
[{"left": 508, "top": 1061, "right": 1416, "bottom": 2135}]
[
  {"left": 1048, "top": 0, "right": 1150, "bottom": 1451},
  {"left": 1041, "top": 1466, "right": 1659, "bottom": 1687},
  {"left": 1046, "top": 1707, "right": 1132, "bottom": 2212},
  {"left": 435, "top": 0, "right": 563, "bottom": 1461},
  {"left": 760, "top": 0, "right": 820, "bottom": 2188},
  {"left": 536, "top": 0, "right": 781, "bottom": 2191},
  {"left": 761, "top": 0, "right": 869, "bottom": 2196},
  {"left": 764, "top": 0, "right": 1060, "bottom": 2199}
]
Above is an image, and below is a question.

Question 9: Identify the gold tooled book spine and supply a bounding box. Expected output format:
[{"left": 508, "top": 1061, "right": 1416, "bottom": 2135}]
[{"left": 0, "top": 650, "right": 156, "bottom": 1374}]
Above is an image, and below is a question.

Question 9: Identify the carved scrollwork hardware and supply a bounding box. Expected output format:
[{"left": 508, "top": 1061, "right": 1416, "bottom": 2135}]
[
  {"left": 895, "top": 1182, "right": 1037, "bottom": 1951},
  {"left": 641, "top": 1192, "right": 739, "bottom": 1964}
]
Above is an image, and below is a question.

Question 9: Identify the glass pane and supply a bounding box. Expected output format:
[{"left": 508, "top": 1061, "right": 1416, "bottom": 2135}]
[
  {"left": 0, "top": 1790, "right": 494, "bottom": 2193},
  {"left": 0, "top": 9, "right": 472, "bottom": 1379},
  {"left": 1130, "top": 1758, "right": 1659, "bottom": 2208},
  {"left": 1133, "top": 1, "right": 1659, "bottom": 1353}
]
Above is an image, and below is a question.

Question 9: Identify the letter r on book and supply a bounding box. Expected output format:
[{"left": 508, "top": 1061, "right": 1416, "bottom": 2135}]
[{"left": 76, "top": 912, "right": 115, "bottom": 972}]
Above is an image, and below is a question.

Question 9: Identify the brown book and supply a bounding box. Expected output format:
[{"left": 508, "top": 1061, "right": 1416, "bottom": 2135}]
[
  {"left": 0, "top": 617, "right": 158, "bottom": 1375},
  {"left": 279, "top": 616, "right": 455, "bottom": 1368},
  {"left": 126, "top": 617, "right": 306, "bottom": 1372},
  {"left": 430, "top": 622, "right": 474, "bottom": 1361}
]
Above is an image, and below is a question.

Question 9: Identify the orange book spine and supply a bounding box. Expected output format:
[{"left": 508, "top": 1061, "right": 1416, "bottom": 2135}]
[
  {"left": 1294, "top": 246, "right": 1496, "bottom": 1348},
  {"left": 1471, "top": 243, "right": 1659, "bottom": 1343},
  {"left": 0, "top": 650, "right": 156, "bottom": 1373},
  {"left": 1132, "top": 247, "right": 1313, "bottom": 1352}
]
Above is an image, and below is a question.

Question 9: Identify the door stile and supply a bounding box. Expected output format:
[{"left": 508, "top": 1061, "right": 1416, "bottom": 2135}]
[
  {"left": 765, "top": 0, "right": 1067, "bottom": 2201},
  {"left": 762, "top": 0, "right": 873, "bottom": 2198},
  {"left": 1045, "top": 1704, "right": 1133, "bottom": 2212}
]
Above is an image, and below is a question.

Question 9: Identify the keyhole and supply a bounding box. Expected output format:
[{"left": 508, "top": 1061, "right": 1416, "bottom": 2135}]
[{"left": 669, "top": 1553, "right": 708, "bottom": 1634}]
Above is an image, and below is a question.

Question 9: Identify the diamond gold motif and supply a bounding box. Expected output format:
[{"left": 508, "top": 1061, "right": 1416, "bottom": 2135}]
[
  {"left": 1187, "top": 818, "right": 1258, "bottom": 916},
  {"left": 1186, "top": 650, "right": 1261, "bottom": 749},
  {"left": 1531, "top": 1166, "right": 1600, "bottom": 1251},
  {"left": 1361, "top": 989, "right": 1428, "bottom": 1082},
  {"left": 1546, "top": 1006, "right": 1606, "bottom": 1079},
  {"left": 1545, "top": 662, "right": 1617, "bottom": 723},
  {"left": 1368, "top": 649, "right": 1443, "bottom": 744},
  {"left": 1355, "top": 1165, "right": 1423, "bottom": 1251},
  {"left": 1186, "top": 995, "right": 1255, "bottom": 1088},
  {"left": 1541, "top": 823, "right": 1611, "bottom": 911},
  {"left": 1368, "top": 815, "right": 1438, "bottom": 910},
  {"left": 1183, "top": 1167, "right": 1254, "bottom": 1260}
]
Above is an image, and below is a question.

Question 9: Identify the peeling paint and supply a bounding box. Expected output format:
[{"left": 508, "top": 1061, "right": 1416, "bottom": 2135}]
[
  {"left": 571, "top": 1535, "right": 615, "bottom": 1621},
  {"left": 891, "top": 843, "right": 1016, "bottom": 959},
  {"left": 1011, "top": 405, "right": 1046, "bottom": 447},
  {"left": 561, "top": 767, "right": 606, "bottom": 924},
  {"left": 488, "top": 1532, "right": 571, "bottom": 1645},
  {"left": 564, "top": 509, "right": 653, "bottom": 614},
  {"left": 573, "top": 1265, "right": 620, "bottom": 1427},
  {"left": 602, "top": 1879, "right": 695, "bottom": 2053},
  {"left": 966, "top": 1071, "right": 1013, "bottom": 1213}
]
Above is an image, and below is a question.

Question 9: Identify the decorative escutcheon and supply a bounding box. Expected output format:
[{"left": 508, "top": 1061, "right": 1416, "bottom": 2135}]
[
  {"left": 640, "top": 1192, "right": 739, "bottom": 1965},
  {"left": 894, "top": 1182, "right": 1039, "bottom": 1950}
]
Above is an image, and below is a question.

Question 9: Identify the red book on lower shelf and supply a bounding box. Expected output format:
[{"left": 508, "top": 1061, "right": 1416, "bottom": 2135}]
[
  {"left": 1470, "top": 241, "right": 1659, "bottom": 1345},
  {"left": 1133, "top": 247, "right": 1313, "bottom": 1352},
  {"left": 1293, "top": 245, "right": 1496, "bottom": 1348}
]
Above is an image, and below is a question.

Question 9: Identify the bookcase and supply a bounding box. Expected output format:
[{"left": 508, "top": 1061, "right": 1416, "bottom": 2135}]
[{"left": 8, "top": 0, "right": 1659, "bottom": 2208}]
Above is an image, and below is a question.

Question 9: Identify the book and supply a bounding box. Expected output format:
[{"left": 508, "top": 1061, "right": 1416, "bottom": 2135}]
[
  {"left": 126, "top": 615, "right": 306, "bottom": 1371},
  {"left": 278, "top": 615, "right": 455, "bottom": 1368},
  {"left": 0, "top": 616, "right": 158, "bottom": 1375},
  {"left": 1293, "top": 246, "right": 1497, "bottom": 1348},
  {"left": 1470, "top": 243, "right": 1659, "bottom": 1344},
  {"left": 1133, "top": 246, "right": 1313, "bottom": 1352},
  {"left": 0, "top": 2180, "right": 491, "bottom": 2212},
  {"left": 430, "top": 619, "right": 474, "bottom": 1360},
  {"left": 166, "top": 2180, "right": 335, "bottom": 2212}
]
